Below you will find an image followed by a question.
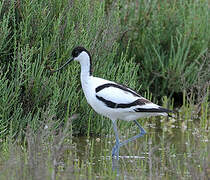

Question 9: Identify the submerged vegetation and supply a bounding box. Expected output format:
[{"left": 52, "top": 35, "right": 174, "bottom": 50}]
[{"left": 0, "top": 0, "right": 209, "bottom": 179}]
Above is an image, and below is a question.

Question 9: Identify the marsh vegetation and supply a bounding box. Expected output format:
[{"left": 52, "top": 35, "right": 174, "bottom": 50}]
[{"left": 0, "top": 0, "right": 209, "bottom": 179}]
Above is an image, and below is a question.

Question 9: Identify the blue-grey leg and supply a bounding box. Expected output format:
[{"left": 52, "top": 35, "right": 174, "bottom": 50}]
[
  {"left": 112, "top": 120, "right": 146, "bottom": 159},
  {"left": 112, "top": 120, "right": 120, "bottom": 159},
  {"left": 120, "top": 120, "right": 146, "bottom": 147}
]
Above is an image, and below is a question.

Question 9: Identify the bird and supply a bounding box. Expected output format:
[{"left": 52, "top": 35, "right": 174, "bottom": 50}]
[{"left": 52, "top": 46, "right": 174, "bottom": 159}]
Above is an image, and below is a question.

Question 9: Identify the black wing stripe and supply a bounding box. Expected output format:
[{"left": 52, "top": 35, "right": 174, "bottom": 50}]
[
  {"left": 95, "top": 83, "right": 141, "bottom": 98},
  {"left": 96, "top": 95, "right": 151, "bottom": 109},
  {"left": 134, "top": 107, "right": 174, "bottom": 113}
]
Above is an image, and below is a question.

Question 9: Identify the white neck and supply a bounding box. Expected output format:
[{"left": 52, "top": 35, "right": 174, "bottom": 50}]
[{"left": 77, "top": 52, "right": 92, "bottom": 85}]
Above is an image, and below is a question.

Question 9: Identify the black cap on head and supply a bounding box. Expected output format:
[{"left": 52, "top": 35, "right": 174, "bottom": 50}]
[
  {"left": 51, "top": 46, "right": 92, "bottom": 74},
  {"left": 71, "top": 46, "right": 92, "bottom": 75},
  {"left": 72, "top": 46, "right": 89, "bottom": 58}
]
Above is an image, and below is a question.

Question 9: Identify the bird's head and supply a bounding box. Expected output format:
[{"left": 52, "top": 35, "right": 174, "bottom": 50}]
[{"left": 51, "top": 46, "right": 91, "bottom": 72}]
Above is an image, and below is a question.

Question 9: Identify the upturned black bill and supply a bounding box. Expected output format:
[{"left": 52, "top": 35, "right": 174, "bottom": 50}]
[{"left": 51, "top": 58, "right": 74, "bottom": 72}]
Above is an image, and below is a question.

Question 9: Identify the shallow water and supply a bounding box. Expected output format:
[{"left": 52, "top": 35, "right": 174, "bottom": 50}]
[
  {"left": 70, "top": 121, "right": 209, "bottom": 179},
  {"left": 0, "top": 117, "right": 209, "bottom": 179}
]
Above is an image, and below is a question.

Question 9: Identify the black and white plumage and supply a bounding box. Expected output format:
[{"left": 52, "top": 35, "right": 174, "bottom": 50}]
[{"left": 53, "top": 46, "right": 173, "bottom": 159}]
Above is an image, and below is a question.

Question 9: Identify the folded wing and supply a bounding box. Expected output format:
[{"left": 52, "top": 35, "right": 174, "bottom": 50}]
[{"left": 95, "top": 83, "right": 172, "bottom": 114}]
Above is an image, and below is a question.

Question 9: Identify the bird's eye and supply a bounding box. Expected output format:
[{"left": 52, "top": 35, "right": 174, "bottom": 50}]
[{"left": 72, "top": 50, "right": 79, "bottom": 57}]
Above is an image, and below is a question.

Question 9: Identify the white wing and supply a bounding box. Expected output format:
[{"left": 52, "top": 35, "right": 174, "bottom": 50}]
[
  {"left": 95, "top": 83, "right": 141, "bottom": 104},
  {"left": 95, "top": 82, "right": 172, "bottom": 115}
]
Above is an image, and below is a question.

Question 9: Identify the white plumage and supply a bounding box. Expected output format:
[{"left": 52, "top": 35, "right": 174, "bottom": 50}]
[
  {"left": 85, "top": 77, "right": 167, "bottom": 121},
  {"left": 53, "top": 46, "right": 173, "bottom": 159}
]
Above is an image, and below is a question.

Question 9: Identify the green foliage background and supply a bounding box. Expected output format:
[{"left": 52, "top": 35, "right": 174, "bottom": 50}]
[{"left": 0, "top": 0, "right": 209, "bottom": 138}]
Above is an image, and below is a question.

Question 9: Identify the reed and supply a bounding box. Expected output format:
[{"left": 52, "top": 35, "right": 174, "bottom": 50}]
[{"left": 0, "top": 0, "right": 209, "bottom": 138}]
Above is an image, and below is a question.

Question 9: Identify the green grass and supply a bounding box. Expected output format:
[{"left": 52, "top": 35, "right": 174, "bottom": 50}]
[
  {"left": 0, "top": 0, "right": 209, "bottom": 138},
  {"left": 119, "top": 0, "right": 209, "bottom": 98},
  {"left": 0, "top": 1, "right": 209, "bottom": 178},
  {"left": 0, "top": 3, "right": 209, "bottom": 179}
]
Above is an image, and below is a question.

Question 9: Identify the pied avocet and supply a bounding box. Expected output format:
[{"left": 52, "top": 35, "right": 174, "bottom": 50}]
[{"left": 52, "top": 46, "right": 173, "bottom": 159}]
